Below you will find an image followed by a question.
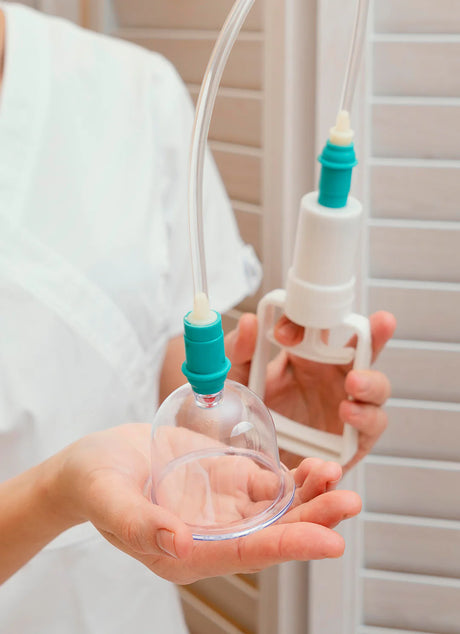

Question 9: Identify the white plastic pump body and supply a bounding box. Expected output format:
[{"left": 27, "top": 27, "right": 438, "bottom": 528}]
[
  {"left": 286, "top": 192, "right": 362, "bottom": 328},
  {"left": 249, "top": 191, "right": 372, "bottom": 465}
]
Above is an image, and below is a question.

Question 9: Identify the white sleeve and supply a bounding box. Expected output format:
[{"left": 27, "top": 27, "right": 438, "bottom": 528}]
[{"left": 155, "top": 60, "right": 262, "bottom": 337}]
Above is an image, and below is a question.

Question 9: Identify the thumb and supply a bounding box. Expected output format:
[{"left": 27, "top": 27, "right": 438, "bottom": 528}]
[
  {"left": 225, "top": 313, "right": 258, "bottom": 366},
  {"left": 89, "top": 476, "right": 193, "bottom": 559}
]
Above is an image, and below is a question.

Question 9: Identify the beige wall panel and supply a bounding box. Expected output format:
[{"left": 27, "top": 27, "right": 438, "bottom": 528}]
[
  {"left": 372, "top": 103, "right": 460, "bottom": 161},
  {"left": 374, "top": 42, "right": 460, "bottom": 98},
  {"left": 363, "top": 571, "right": 460, "bottom": 633},
  {"left": 180, "top": 589, "right": 245, "bottom": 634},
  {"left": 374, "top": 0, "right": 460, "bottom": 34},
  {"left": 365, "top": 458, "right": 460, "bottom": 521},
  {"left": 233, "top": 205, "right": 262, "bottom": 259},
  {"left": 364, "top": 515, "right": 460, "bottom": 578},
  {"left": 190, "top": 576, "right": 258, "bottom": 633},
  {"left": 368, "top": 281, "right": 460, "bottom": 343},
  {"left": 212, "top": 145, "right": 262, "bottom": 204},
  {"left": 112, "top": 0, "right": 262, "bottom": 31},
  {"left": 374, "top": 341, "right": 460, "bottom": 403},
  {"left": 117, "top": 33, "right": 263, "bottom": 90},
  {"left": 374, "top": 402, "right": 460, "bottom": 462},
  {"left": 370, "top": 162, "right": 460, "bottom": 221},
  {"left": 189, "top": 88, "right": 263, "bottom": 148},
  {"left": 369, "top": 223, "right": 460, "bottom": 283}
]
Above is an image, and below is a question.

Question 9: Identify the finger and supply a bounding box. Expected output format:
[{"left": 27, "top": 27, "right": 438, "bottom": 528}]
[
  {"left": 273, "top": 315, "right": 304, "bottom": 347},
  {"left": 160, "top": 519, "right": 346, "bottom": 581},
  {"left": 282, "top": 490, "right": 362, "bottom": 527},
  {"left": 293, "top": 457, "right": 323, "bottom": 487},
  {"left": 295, "top": 459, "right": 343, "bottom": 503},
  {"left": 339, "top": 401, "right": 388, "bottom": 447},
  {"left": 346, "top": 311, "right": 396, "bottom": 363},
  {"left": 224, "top": 313, "right": 258, "bottom": 367},
  {"left": 182, "top": 522, "right": 345, "bottom": 580},
  {"left": 88, "top": 475, "right": 193, "bottom": 559},
  {"left": 229, "top": 522, "right": 345, "bottom": 569},
  {"left": 369, "top": 311, "right": 397, "bottom": 362},
  {"left": 345, "top": 369, "right": 391, "bottom": 406}
]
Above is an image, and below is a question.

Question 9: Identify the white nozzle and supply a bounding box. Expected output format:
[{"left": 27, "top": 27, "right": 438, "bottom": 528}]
[
  {"left": 329, "top": 110, "right": 354, "bottom": 146},
  {"left": 188, "top": 292, "right": 215, "bottom": 325}
]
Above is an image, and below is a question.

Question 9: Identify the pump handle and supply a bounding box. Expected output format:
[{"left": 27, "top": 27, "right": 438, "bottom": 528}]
[{"left": 248, "top": 289, "right": 372, "bottom": 465}]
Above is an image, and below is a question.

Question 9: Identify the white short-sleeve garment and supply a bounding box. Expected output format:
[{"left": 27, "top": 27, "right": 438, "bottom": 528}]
[{"left": 0, "top": 4, "right": 261, "bottom": 633}]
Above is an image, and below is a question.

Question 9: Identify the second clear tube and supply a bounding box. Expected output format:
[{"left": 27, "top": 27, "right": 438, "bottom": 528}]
[{"left": 188, "top": 0, "right": 370, "bottom": 304}]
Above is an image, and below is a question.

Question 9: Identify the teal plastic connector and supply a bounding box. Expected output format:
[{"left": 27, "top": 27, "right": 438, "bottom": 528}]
[
  {"left": 318, "top": 141, "right": 358, "bottom": 209},
  {"left": 182, "top": 311, "right": 231, "bottom": 395}
]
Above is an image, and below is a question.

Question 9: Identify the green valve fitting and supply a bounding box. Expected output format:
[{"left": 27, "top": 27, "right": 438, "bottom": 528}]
[
  {"left": 182, "top": 311, "right": 231, "bottom": 395},
  {"left": 318, "top": 141, "right": 358, "bottom": 209}
]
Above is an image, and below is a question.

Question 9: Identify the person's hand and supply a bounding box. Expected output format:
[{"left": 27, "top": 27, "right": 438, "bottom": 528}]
[
  {"left": 225, "top": 311, "right": 396, "bottom": 472},
  {"left": 47, "top": 424, "right": 361, "bottom": 584}
]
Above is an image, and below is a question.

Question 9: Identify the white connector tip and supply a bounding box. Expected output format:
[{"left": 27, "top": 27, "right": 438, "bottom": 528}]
[
  {"left": 188, "top": 292, "right": 215, "bottom": 325},
  {"left": 329, "top": 110, "right": 354, "bottom": 146}
]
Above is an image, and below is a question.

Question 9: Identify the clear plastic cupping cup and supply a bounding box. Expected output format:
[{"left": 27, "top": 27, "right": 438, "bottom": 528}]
[{"left": 150, "top": 380, "right": 295, "bottom": 540}]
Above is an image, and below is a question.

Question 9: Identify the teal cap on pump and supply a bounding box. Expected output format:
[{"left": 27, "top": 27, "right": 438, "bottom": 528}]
[
  {"left": 182, "top": 311, "right": 231, "bottom": 395},
  {"left": 318, "top": 141, "right": 358, "bottom": 209}
]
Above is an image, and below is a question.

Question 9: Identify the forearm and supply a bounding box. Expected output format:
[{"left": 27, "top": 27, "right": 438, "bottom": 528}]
[{"left": 0, "top": 455, "right": 77, "bottom": 584}]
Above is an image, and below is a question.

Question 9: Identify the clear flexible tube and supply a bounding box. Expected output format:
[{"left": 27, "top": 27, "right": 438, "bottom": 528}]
[
  {"left": 188, "top": 0, "right": 255, "bottom": 302},
  {"left": 339, "top": 0, "right": 370, "bottom": 114}
]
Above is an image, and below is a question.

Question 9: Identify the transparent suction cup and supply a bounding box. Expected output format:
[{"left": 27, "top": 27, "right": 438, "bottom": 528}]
[{"left": 151, "top": 380, "right": 295, "bottom": 540}]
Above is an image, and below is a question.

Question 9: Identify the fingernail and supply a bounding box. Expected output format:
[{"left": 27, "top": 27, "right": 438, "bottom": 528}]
[{"left": 156, "top": 529, "right": 178, "bottom": 559}]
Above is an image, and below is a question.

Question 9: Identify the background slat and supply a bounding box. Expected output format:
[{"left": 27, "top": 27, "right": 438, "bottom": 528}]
[
  {"left": 180, "top": 588, "right": 245, "bottom": 634},
  {"left": 374, "top": 400, "right": 460, "bottom": 462},
  {"left": 359, "top": 628, "right": 439, "bottom": 634},
  {"left": 212, "top": 144, "right": 262, "bottom": 205},
  {"left": 365, "top": 457, "right": 460, "bottom": 520},
  {"left": 363, "top": 570, "right": 460, "bottom": 633},
  {"left": 370, "top": 162, "right": 460, "bottom": 221},
  {"left": 375, "top": 341, "right": 460, "bottom": 403},
  {"left": 115, "top": 32, "right": 263, "bottom": 90},
  {"left": 374, "top": 41, "right": 460, "bottom": 98},
  {"left": 190, "top": 576, "right": 259, "bottom": 633},
  {"left": 374, "top": 0, "right": 460, "bottom": 34},
  {"left": 233, "top": 204, "right": 262, "bottom": 259},
  {"left": 364, "top": 513, "right": 460, "bottom": 578},
  {"left": 112, "top": 0, "right": 263, "bottom": 31},
  {"left": 368, "top": 280, "right": 460, "bottom": 342},
  {"left": 189, "top": 87, "right": 263, "bottom": 148},
  {"left": 369, "top": 222, "right": 460, "bottom": 283},
  {"left": 372, "top": 103, "right": 460, "bottom": 160}
]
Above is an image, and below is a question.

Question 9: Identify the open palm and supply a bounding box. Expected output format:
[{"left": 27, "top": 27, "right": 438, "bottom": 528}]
[{"left": 56, "top": 423, "right": 361, "bottom": 585}]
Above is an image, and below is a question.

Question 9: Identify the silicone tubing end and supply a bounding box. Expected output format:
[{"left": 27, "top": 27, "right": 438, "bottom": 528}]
[
  {"left": 318, "top": 141, "right": 358, "bottom": 209},
  {"left": 182, "top": 311, "right": 231, "bottom": 395}
]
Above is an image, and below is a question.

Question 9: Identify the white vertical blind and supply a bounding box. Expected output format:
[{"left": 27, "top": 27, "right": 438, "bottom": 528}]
[
  {"left": 365, "top": 1, "right": 460, "bottom": 632},
  {"left": 311, "top": 1, "right": 460, "bottom": 633}
]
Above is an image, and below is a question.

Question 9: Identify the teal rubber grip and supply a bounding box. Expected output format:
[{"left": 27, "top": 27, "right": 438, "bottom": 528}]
[
  {"left": 182, "top": 311, "right": 231, "bottom": 395},
  {"left": 318, "top": 141, "right": 358, "bottom": 209}
]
